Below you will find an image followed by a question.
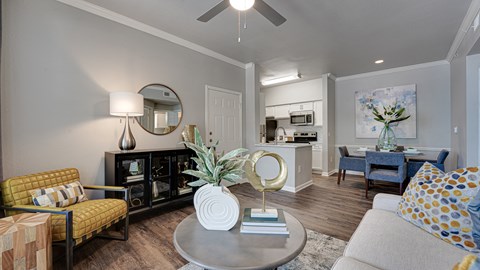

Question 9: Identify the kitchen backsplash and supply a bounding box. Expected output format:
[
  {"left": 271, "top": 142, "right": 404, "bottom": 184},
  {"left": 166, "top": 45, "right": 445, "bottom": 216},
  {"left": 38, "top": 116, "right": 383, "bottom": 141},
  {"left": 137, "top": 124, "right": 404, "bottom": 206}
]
[{"left": 277, "top": 119, "right": 323, "bottom": 142}]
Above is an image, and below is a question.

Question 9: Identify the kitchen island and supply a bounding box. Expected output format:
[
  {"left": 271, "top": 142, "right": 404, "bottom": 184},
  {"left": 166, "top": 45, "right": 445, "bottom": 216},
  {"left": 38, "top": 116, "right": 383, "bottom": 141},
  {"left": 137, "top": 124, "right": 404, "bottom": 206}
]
[{"left": 253, "top": 143, "right": 312, "bottom": 193}]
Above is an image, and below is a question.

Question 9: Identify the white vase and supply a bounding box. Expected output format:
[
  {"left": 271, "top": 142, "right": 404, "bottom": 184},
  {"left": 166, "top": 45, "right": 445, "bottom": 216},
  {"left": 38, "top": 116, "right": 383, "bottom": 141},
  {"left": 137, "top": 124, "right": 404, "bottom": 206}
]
[{"left": 193, "top": 184, "right": 240, "bottom": 231}]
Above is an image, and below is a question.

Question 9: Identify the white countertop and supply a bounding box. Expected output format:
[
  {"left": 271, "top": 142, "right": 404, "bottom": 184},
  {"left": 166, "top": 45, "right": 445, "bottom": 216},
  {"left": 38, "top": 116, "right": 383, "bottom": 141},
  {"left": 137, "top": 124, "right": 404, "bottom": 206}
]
[{"left": 255, "top": 143, "right": 313, "bottom": 149}]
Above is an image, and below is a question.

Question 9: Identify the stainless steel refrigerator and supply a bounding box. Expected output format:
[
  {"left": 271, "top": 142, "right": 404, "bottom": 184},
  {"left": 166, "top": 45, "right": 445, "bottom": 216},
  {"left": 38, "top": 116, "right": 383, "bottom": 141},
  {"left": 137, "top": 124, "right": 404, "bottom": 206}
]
[{"left": 265, "top": 119, "right": 277, "bottom": 142}]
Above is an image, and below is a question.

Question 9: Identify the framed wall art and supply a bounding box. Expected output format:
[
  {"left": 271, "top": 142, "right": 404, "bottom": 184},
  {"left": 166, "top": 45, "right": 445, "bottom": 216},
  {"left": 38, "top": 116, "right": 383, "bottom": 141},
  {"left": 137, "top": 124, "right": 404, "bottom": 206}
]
[{"left": 355, "top": 84, "right": 417, "bottom": 138}]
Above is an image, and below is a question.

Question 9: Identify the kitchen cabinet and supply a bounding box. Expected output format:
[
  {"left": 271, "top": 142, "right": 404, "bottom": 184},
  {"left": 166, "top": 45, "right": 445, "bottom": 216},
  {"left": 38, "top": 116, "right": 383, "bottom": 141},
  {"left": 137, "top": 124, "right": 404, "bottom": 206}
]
[
  {"left": 289, "top": 102, "right": 313, "bottom": 112},
  {"left": 273, "top": 105, "right": 290, "bottom": 119},
  {"left": 313, "top": 101, "right": 323, "bottom": 126},
  {"left": 265, "top": 107, "right": 275, "bottom": 118},
  {"left": 265, "top": 101, "right": 321, "bottom": 121},
  {"left": 312, "top": 144, "right": 323, "bottom": 172}
]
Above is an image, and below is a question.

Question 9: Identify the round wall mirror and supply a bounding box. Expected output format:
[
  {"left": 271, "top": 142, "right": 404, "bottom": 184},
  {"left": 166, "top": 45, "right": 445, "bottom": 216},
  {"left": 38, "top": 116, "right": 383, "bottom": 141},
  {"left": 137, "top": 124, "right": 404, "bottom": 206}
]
[{"left": 136, "top": 84, "right": 183, "bottom": 135}]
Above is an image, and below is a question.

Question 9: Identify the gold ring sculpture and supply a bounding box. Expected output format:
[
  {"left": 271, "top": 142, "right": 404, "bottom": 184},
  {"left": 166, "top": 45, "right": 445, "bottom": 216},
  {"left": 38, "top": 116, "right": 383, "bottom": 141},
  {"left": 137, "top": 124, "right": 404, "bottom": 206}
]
[{"left": 244, "top": 150, "right": 288, "bottom": 216}]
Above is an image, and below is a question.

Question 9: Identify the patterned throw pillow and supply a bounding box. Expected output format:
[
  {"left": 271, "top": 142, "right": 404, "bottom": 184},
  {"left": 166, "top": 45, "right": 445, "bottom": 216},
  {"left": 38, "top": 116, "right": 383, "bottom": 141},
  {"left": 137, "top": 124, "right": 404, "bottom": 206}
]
[
  {"left": 397, "top": 165, "right": 480, "bottom": 253},
  {"left": 407, "top": 161, "right": 446, "bottom": 189},
  {"left": 397, "top": 162, "right": 445, "bottom": 225},
  {"left": 30, "top": 181, "right": 88, "bottom": 207},
  {"left": 453, "top": 255, "right": 480, "bottom": 270}
]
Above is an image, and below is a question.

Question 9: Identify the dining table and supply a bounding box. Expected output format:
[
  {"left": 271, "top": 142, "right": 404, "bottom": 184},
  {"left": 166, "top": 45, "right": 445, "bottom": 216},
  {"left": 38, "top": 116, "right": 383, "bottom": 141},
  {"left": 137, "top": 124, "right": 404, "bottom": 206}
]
[{"left": 355, "top": 148, "right": 424, "bottom": 160}]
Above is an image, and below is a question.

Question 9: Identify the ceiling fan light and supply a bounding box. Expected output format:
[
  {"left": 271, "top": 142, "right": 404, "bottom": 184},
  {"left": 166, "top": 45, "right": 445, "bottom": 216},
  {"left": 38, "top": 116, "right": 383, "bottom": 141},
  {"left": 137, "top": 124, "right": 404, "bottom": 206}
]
[{"left": 230, "top": 0, "right": 255, "bottom": 11}]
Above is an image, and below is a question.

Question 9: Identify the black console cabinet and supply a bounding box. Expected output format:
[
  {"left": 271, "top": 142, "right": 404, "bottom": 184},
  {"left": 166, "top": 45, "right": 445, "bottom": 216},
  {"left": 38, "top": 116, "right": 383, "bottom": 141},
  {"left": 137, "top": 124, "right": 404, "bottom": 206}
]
[{"left": 105, "top": 148, "right": 197, "bottom": 214}]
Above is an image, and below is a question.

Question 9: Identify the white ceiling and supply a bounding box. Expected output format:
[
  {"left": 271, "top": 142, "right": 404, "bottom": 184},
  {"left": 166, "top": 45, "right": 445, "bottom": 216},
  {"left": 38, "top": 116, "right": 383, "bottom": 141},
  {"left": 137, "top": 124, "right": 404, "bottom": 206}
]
[{"left": 83, "top": 0, "right": 471, "bottom": 81}]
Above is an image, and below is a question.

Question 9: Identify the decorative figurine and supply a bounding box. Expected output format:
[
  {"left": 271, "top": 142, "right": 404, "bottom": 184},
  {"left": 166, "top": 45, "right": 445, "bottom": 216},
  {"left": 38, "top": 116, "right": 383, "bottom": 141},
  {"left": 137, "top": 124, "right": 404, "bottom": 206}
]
[{"left": 244, "top": 150, "right": 288, "bottom": 218}]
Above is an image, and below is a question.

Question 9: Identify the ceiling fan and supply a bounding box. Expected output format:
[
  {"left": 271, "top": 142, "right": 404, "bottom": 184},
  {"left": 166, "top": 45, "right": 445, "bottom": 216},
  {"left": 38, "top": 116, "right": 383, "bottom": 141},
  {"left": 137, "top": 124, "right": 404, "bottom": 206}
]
[{"left": 197, "top": 0, "right": 286, "bottom": 27}]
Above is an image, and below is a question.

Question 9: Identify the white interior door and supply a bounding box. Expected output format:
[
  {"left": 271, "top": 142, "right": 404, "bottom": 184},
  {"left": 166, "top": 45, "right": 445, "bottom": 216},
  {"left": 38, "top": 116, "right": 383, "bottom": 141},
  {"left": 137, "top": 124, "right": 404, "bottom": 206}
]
[{"left": 205, "top": 86, "right": 242, "bottom": 154}]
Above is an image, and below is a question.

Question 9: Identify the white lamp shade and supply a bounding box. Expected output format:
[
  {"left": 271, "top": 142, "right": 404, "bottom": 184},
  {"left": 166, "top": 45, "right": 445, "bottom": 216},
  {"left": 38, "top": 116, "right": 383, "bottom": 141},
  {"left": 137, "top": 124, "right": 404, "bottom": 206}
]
[
  {"left": 230, "top": 0, "right": 255, "bottom": 11},
  {"left": 110, "top": 92, "right": 144, "bottom": 116}
]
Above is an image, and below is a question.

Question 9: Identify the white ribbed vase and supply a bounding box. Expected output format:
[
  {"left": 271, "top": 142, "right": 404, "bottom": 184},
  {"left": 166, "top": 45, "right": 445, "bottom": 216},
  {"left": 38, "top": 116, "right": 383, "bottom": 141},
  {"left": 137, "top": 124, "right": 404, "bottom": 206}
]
[{"left": 194, "top": 184, "right": 240, "bottom": 231}]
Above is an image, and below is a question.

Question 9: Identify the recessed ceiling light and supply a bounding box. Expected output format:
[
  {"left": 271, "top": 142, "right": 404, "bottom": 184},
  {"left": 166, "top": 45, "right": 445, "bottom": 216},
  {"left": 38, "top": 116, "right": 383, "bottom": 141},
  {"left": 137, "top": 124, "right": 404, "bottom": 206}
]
[
  {"left": 375, "top": 60, "right": 384, "bottom": 64},
  {"left": 261, "top": 74, "right": 301, "bottom": 86}
]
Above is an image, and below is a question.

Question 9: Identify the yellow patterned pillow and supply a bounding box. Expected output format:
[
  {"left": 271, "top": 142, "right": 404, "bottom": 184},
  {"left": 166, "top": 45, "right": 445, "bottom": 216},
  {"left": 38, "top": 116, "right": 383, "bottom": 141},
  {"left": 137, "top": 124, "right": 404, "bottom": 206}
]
[
  {"left": 397, "top": 165, "right": 480, "bottom": 253},
  {"left": 30, "top": 181, "right": 88, "bottom": 207}
]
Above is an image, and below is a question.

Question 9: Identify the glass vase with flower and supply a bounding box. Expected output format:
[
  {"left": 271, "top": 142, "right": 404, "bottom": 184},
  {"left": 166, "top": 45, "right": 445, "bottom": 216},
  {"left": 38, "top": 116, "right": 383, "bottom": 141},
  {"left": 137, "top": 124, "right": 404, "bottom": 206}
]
[{"left": 372, "top": 102, "right": 410, "bottom": 151}]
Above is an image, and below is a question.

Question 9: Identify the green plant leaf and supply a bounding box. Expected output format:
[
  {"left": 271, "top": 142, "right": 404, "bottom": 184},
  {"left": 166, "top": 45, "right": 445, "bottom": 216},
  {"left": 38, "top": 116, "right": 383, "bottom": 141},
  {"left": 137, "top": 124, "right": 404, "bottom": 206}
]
[
  {"left": 222, "top": 173, "right": 243, "bottom": 183},
  {"left": 191, "top": 157, "right": 204, "bottom": 167},
  {"left": 220, "top": 168, "right": 244, "bottom": 178},
  {"left": 194, "top": 128, "right": 204, "bottom": 148},
  {"left": 198, "top": 152, "right": 214, "bottom": 176},
  {"left": 182, "top": 170, "right": 215, "bottom": 183},
  {"left": 207, "top": 147, "right": 216, "bottom": 171},
  {"left": 218, "top": 148, "right": 249, "bottom": 163},
  {"left": 222, "top": 158, "right": 247, "bottom": 171},
  {"left": 389, "top": 115, "right": 411, "bottom": 124},
  {"left": 180, "top": 126, "right": 248, "bottom": 186},
  {"left": 395, "top": 107, "right": 405, "bottom": 117},
  {"left": 213, "top": 165, "right": 224, "bottom": 182},
  {"left": 187, "top": 179, "right": 208, "bottom": 187}
]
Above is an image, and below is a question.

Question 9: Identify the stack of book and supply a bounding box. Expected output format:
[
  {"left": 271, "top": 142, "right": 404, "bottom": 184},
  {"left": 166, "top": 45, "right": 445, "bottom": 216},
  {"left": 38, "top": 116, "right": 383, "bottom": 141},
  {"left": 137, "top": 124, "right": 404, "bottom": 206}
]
[
  {"left": 125, "top": 174, "right": 144, "bottom": 182},
  {"left": 240, "top": 208, "right": 289, "bottom": 235}
]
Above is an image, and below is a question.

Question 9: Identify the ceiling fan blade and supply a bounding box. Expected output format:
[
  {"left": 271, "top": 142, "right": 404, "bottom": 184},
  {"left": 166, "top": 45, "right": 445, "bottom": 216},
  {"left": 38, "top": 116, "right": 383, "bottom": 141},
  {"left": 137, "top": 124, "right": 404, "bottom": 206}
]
[
  {"left": 197, "top": 0, "right": 230, "bottom": 22},
  {"left": 253, "top": 0, "right": 286, "bottom": 26}
]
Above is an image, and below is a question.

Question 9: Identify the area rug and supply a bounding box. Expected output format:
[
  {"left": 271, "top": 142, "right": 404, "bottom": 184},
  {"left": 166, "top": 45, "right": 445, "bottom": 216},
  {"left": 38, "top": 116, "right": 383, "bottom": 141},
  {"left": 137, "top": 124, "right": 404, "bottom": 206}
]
[{"left": 178, "top": 229, "right": 347, "bottom": 270}]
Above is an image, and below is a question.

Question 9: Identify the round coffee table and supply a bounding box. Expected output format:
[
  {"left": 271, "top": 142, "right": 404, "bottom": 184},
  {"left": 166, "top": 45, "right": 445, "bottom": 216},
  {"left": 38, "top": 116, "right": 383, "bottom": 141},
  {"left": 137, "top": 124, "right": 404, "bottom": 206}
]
[{"left": 174, "top": 211, "right": 306, "bottom": 270}]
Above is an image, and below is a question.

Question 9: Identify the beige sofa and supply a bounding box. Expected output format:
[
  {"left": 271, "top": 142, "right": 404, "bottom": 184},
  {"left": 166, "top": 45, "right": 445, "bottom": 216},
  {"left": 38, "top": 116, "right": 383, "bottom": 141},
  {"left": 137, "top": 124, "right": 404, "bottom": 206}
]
[{"left": 332, "top": 193, "right": 471, "bottom": 270}]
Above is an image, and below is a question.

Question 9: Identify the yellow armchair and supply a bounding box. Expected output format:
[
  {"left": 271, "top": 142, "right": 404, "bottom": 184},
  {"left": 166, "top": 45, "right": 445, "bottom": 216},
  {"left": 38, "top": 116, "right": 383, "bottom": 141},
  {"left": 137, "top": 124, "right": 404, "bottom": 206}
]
[{"left": 0, "top": 168, "right": 129, "bottom": 270}]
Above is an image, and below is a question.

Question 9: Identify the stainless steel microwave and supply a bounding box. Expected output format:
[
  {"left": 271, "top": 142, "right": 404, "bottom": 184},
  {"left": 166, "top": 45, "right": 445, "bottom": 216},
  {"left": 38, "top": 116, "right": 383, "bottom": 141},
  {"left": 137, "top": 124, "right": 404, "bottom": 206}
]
[{"left": 290, "top": 110, "right": 314, "bottom": 126}]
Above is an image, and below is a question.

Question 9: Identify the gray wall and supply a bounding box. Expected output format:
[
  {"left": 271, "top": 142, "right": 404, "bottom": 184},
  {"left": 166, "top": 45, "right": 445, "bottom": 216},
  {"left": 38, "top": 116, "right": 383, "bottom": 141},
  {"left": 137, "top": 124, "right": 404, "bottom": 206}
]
[
  {"left": 327, "top": 75, "right": 336, "bottom": 173},
  {"left": 335, "top": 63, "right": 452, "bottom": 168},
  {"left": 1, "top": 0, "right": 245, "bottom": 183},
  {"left": 322, "top": 74, "right": 336, "bottom": 174},
  {"left": 466, "top": 54, "right": 480, "bottom": 166},
  {"left": 451, "top": 57, "right": 467, "bottom": 168},
  {"left": 451, "top": 53, "right": 480, "bottom": 168}
]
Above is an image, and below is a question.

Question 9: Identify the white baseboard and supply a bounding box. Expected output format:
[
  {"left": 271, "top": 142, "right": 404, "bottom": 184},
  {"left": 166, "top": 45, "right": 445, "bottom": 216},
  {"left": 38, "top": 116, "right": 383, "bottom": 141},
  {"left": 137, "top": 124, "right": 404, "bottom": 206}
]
[
  {"left": 321, "top": 170, "right": 337, "bottom": 177},
  {"left": 335, "top": 170, "right": 364, "bottom": 176},
  {"left": 282, "top": 180, "right": 313, "bottom": 193}
]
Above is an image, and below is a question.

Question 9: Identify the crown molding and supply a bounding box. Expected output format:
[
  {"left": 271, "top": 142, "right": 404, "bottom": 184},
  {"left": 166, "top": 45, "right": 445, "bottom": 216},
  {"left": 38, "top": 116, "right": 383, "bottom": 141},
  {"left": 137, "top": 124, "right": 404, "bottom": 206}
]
[
  {"left": 446, "top": 0, "right": 480, "bottom": 62},
  {"left": 336, "top": 60, "right": 449, "bottom": 82},
  {"left": 56, "top": 0, "right": 247, "bottom": 69},
  {"left": 326, "top": 73, "right": 337, "bottom": 81}
]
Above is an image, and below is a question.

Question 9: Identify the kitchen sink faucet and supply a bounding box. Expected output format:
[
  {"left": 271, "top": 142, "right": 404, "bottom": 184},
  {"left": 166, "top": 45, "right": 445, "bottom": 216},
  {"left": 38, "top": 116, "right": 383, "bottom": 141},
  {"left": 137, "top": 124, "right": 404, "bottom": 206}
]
[{"left": 274, "top": 127, "right": 286, "bottom": 145}]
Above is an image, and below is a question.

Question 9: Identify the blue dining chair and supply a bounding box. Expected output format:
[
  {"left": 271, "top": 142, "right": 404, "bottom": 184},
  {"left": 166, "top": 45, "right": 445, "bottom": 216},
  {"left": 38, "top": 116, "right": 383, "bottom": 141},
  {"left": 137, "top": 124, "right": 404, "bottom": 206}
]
[
  {"left": 365, "top": 151, "right": 407, "bottom": 198},
  {"left": 338, "top": 146, "right": 366, "bottom": 185},
  {"left": 407, "top": 150, "right": 449, "bottom": 178}
]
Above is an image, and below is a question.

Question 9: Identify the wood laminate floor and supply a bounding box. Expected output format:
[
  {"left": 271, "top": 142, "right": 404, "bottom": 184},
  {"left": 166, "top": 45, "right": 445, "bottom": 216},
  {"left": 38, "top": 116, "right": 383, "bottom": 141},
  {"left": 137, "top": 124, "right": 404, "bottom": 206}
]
[{"left": 64, "top": 174, "right": 401, "bottom": 270}]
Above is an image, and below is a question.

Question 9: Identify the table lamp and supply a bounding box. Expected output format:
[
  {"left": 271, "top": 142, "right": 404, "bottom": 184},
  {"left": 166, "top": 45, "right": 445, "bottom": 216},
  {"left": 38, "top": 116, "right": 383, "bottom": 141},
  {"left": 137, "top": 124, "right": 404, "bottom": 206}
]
[{"left": 110, "top": 92, "right": 144, "bottom": 151}]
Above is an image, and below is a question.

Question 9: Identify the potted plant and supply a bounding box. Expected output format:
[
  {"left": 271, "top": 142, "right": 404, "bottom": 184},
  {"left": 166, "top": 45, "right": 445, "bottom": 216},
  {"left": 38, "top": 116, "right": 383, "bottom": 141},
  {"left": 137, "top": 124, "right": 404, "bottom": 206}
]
[
  {"left": 181, "top": 128, "right": 249, "bottom": 231},
  {"left": 372, "top": 102, "right": 410, "bottom": 150}
]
